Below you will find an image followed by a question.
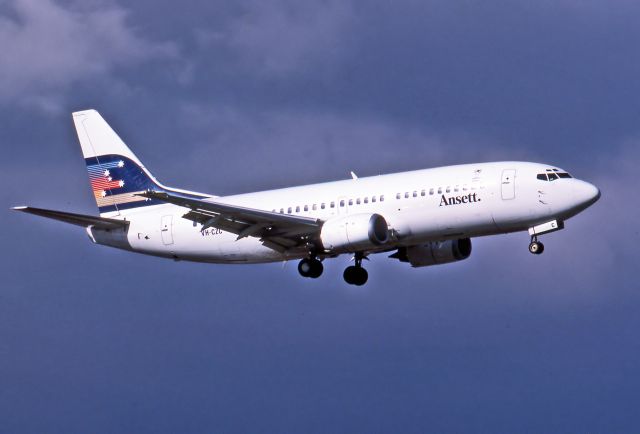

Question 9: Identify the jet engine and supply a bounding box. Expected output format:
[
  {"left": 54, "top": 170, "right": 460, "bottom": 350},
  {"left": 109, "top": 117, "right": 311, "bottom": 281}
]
[
  {"left": 320, "top": 213, "right": 389, "bottom": 252},
  {"left": 392, "top": 238, "right": 472, "bottom": 267}
]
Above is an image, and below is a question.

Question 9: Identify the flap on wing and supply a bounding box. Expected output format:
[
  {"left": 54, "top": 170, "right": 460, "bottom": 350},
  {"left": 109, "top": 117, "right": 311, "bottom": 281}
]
[
  {"left": 138, "top": 190, "right": 322, "bottom": 249},
  {"left": 12, "top": 206, "right": 129, "bottom": 230}
]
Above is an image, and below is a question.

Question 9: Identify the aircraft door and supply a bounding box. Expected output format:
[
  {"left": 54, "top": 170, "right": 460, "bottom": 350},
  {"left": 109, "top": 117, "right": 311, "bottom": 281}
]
[
  {"left": 161, "top": 215, "right": 174, "bottom": 245},
  {"left": 501, "top": 169, "right": 516, "bottom": 200}
]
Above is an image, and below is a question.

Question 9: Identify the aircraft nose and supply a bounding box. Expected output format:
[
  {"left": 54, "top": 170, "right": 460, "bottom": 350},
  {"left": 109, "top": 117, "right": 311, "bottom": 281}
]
[{"left": 572, "top": 180, "right": 600, "bottom": 208}]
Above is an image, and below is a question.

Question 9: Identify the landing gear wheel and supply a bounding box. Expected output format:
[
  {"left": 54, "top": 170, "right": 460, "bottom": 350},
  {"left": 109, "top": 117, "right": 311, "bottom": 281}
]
[
  {"left": 528, "top": 241, "right": 544, "bottom": 255},
  {"left": 343, "top": 265, "right": 368, "bottom": 286},
  {"left": 298, "top": 258, "right": 323, "bottom": 278},
  {"left": 308, "top": 259, "right": 323, "bottom": 278},
  {"left": 343, "top": 266, "right": 356, "bottom": 284}
]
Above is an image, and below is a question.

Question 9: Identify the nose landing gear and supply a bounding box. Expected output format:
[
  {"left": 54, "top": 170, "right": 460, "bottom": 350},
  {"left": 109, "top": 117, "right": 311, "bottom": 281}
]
[
  {"left": 298, "top": 257, "right": 323, "bottom": 278},
  {"left": 528, "top": 220, "right": 563, "bottom": 255},
  {"left": 343, "top": 253, "right": 368, "bottom": 286},
  {"left": 528, "top": 236, "right": 544, "bottom": 255}
]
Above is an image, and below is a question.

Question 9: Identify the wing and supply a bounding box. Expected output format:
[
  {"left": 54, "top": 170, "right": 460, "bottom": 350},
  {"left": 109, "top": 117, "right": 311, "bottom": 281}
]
[
  {"left": 12, "top": 206, "right": 129, "bottom": 230},
  {"left": 139, "top": 190, "right": 322, "bottom": 253}
]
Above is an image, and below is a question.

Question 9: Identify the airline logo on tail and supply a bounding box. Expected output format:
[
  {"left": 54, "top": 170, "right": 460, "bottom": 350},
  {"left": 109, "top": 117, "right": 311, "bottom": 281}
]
[
  {"left": 88, "top": 159, "right": 125, "bottom": 198},
  {"left": 85, "top": 154, "right": 160, "bottom": 212}
]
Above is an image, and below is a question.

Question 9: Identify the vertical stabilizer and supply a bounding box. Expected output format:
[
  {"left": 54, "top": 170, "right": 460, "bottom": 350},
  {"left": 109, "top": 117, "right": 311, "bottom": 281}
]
[{"left": 72, "top": 110, "right": 164, "bottom": 216}]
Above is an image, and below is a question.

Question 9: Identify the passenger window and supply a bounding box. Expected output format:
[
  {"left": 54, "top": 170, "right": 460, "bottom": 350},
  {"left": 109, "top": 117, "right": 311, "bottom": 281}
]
[
  {"left": 321, "top": 203, "right": 326, "bottom": 209},
  {"left": 437, "top": 187, "right": 442, "bottom": 194},
  {"left": 356, "top": 198, "right": 361, "bottom": 205},
  {"left": 396, "top": 193, "right": 401, "bottom": 200},
  {"left": 330, "top": 201, "right": 335, "bottom": 208},
  {"left": 364, "top": 197, "right": 369, "bottom": 204},
  {"left": 404, "top": 192, "right": 409, "bottom": 199},
  {"left": 420, "top": 189, "right": 425, "bottom": 196},
  {"left": 454, "top": 186, "right": 459, "bottom": 192},
  {"left": 279, "top": 208, "right": 284, "bottom": 214},
  {"left": 296, "top": 206, "right": 300, "bottom": 212},
  {"left": 372, "top": 196, "right": 377, "bottom": 203},
  {"left": 312, "top": 204, "right": 317, "bottom": 211},
  {"left": 446, "top": 187, "right": 451, "bottom": 193},
  {"left": 304, "top": 205, "right": 309, "bottom": 211},
  {"left": 380, "top": 195, "right": 385, "bottom": 202},
  {"left": 429, "top": 188, "right": 434, "bottom": 195},
  {"left": 287, "top": 207, "right": 292, "bottom": 214},
  {"left": 463, "top": 185, "right": 468, "bottom": 191},
  {"left": 412, "top": 191, "right": 417, "bottom": 197},
  {"left": 340, "top": 200, "right": 345, "bottom": 207}
]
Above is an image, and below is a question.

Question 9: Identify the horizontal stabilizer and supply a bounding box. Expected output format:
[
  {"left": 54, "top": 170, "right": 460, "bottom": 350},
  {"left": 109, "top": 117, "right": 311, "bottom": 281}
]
[{"left": 12, "top": 206, "right": 129, "bottom": 230}]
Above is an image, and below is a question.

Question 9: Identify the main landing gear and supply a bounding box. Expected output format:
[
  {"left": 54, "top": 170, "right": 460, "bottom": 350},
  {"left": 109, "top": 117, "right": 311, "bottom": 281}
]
[
  {"left": 528, "top": 236, "right": 545, "bottom": 255},
  {"left": 298, "top": 257, "right": 323, "bottom": 278},
  {"left": 343, "top": 253, "right": 368, "bottom": 286},
  {"left": 298, "top": 254, "right": 369, "bottom": 285}
]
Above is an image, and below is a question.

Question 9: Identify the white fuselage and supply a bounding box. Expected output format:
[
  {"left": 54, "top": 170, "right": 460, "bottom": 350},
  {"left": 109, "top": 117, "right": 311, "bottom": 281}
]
[{"left": 91, "top": 161, "right": 599, "bottom": 263}]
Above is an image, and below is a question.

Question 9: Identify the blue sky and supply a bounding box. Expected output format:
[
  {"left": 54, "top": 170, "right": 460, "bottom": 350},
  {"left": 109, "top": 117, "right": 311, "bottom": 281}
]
[{"left": 1, "top": 0, "right": 639, "bottom": 432}]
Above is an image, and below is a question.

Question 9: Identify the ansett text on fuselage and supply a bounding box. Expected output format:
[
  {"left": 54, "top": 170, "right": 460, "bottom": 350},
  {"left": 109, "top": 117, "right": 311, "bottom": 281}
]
[{"left": 439, "top": 192, "right": 480, "bottom": 207}]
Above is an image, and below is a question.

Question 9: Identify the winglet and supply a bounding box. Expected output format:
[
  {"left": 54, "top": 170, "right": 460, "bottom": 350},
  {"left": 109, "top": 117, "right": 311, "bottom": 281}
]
[{"left": 350, "top": 171, "right": 358, "bottom": 180}]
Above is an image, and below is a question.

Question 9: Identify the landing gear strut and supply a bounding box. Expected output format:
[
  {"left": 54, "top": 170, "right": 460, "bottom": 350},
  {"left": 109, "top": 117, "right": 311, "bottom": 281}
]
[
  {"left": 298, "top": 257, "right": 323, "bottom": 278},
  {"left": 528, "top": 236, "right": 544, "bottom": 255},
  {"left": 343, "top": 253, "right": 368, "bottom": 286}
]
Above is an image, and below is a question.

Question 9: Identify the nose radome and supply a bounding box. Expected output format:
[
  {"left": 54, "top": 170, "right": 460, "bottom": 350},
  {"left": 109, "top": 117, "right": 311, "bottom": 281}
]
[{"left": 573, "top": 180, "right": 601, "bottom": 208}]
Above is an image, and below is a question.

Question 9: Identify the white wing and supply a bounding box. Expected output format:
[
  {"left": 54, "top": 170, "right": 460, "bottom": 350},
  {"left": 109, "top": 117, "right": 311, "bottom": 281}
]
[{"left": 139, "top": 190, "right": 322, "bottom": 253}]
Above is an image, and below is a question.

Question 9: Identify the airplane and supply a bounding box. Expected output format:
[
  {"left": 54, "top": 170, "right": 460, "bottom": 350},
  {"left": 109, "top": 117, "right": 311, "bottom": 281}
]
[{"left": 13, "top": 109, "right": 600, "bottom": 286}]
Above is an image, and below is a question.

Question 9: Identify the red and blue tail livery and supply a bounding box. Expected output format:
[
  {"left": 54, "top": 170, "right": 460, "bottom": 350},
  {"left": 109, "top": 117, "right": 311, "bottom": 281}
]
[
  {"left": 85, "top": 154, "right": 164, "bottom": 213},
  {"left": 71, "top": 109, "right": 207, "bottom": 216}
]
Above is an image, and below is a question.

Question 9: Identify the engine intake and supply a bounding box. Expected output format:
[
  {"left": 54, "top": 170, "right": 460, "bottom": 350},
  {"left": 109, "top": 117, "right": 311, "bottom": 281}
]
[
  {"left": 392, "top": 238, "right": 472, "bottom": 267},
  {"left": 320, "top": 213, "right": 389, "bottom": 252}
]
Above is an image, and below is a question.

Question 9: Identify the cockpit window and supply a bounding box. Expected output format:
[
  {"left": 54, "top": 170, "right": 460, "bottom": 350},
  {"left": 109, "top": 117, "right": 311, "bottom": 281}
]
[{"left": 536, "top": 171, "right": 572, "bottom": 181}]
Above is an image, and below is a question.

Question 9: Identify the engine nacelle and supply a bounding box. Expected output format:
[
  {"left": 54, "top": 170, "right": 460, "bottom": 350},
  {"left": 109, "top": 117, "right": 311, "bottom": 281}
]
[
  {"left": 393, "top": 238, "right": 472, "bottom": 267},
  {"left": 320, "top": 213, "right": 389, "bottom": 252}
]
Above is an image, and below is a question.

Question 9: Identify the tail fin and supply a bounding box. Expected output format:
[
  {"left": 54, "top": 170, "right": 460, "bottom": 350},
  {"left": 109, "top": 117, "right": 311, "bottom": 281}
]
[{"left": 73, "top": 110, "right": 165, "bottom": 215}]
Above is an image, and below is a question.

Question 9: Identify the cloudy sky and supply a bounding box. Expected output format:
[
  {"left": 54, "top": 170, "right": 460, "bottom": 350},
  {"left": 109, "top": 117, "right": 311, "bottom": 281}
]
[{"left": 1, "top": 0, "right": 639, "bottom": 432}]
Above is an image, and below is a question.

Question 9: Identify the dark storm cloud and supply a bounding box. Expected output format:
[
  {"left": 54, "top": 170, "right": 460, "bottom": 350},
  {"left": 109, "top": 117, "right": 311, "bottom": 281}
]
[
  {"left": 2, "top": 0, "right": 640, "bottom": 432},
  {"left": 0, "top": 0, "right": 178, "bottom": 112}
]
